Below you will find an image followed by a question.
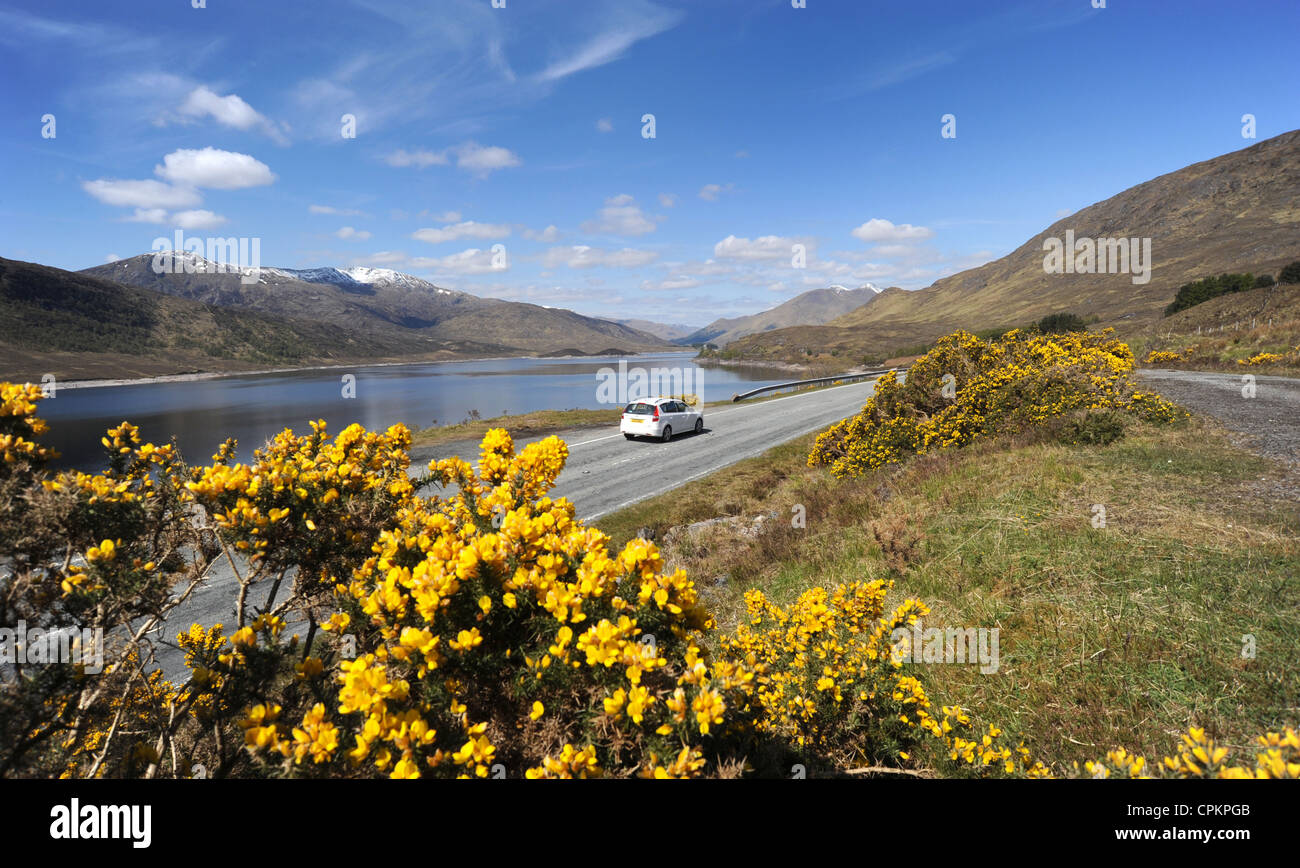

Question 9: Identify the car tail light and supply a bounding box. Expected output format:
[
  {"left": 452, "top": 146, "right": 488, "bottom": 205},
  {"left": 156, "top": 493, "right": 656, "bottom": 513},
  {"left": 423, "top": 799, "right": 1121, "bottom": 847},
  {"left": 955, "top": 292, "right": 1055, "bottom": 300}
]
[{"left": 652, "top": 407, "right": 659, "bottom": 420}]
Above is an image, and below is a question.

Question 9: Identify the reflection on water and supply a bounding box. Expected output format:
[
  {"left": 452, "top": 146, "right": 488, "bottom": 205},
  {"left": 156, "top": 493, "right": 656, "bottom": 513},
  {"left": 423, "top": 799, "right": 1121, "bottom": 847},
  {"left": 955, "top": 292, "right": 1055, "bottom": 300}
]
[{"left": 37, "top": 353, "right": 793, "bottom": 470}]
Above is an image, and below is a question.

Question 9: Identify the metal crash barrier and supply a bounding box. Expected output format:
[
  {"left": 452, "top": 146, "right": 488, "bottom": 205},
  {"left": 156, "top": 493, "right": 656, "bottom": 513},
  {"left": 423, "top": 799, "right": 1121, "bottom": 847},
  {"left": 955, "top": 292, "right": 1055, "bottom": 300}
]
[{"left": 730, "top": 368, "right": 903, "bottom": 402}]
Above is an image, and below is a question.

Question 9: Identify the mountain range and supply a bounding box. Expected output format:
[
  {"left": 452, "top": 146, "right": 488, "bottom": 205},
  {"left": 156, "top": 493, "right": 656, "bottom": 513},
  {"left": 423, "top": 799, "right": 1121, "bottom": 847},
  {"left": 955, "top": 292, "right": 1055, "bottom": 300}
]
[
  {"left": 0, "top": 253, "right": 681, "bottom": 382},
  {"left": 679, "top": 284, "right": 882, "bottom": 346}
]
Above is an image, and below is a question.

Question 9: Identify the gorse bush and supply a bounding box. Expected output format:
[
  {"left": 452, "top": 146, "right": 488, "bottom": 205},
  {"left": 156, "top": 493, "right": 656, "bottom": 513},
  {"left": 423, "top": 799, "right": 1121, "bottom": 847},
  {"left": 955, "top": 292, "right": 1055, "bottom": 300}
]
[
  {"left": 0, "top": 382, "right": 1292, "bottom": 779},
  {"left": 1145, "top": 348, "right": 1192, "bottom": 364},
  {"left": 808, "top": 328, "right": 1182, "bottom": 478},
  {"left": 1083, "top": 727, "right": 1300, "bottom": 779},
  {"left": 1, "top": 382, "right": 1002, "bottom": 779}
]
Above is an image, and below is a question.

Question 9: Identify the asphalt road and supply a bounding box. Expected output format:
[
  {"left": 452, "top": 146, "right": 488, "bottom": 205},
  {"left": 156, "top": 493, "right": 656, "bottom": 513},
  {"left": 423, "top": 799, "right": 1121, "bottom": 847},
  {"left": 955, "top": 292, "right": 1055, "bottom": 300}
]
[
  {"left": 1136, "top": 368, "right": 1300, "bottom": 466},
  {"left": 409, "top": 377, "right": 886, "bottom": 521},
  {"left": 151, "top": 378, "right": 885, "bottom": 677}
]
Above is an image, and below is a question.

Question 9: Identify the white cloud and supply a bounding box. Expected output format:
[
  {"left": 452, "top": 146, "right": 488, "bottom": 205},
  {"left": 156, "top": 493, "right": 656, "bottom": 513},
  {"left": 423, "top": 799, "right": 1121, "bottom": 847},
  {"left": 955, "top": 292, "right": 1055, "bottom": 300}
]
[
  {"left": 310, "top": 204, "right": 367, "bottom": 217},
  {"left": 384, "top": 148, "right": 448, "bottom": 168},
  {"left": 713, "top": 235, "right": 800, "bottom": 261},
  {"left": 179, "top": 86, "right": 260, "bottom": 127},
  {"left": 104, "top": 253, "right": 121, "bottom": 263},
  {"left": 580, "top": 194, "right": 658, "bottom": 236},
  {"left": 383, "top": 142, "right": 520, "bottom": 176},
  {"left": 542, "top": 245, "right": 659, "bottom": 269},
  {"left": 336, "top": 226, "right": 373, "bottom": 241},
  {"left": 869, "top": 244, "right": 929, "bottom": 258},
  {"left": 352, "top": 250, "right": 409, "bottom": 267},
  {"left": 83, "top": 179, "right": 201, "bottom": 209},
  {"left": 420, "top": 209, "right": 462, "bottom": 222},
  {"left": 523, "top": 225, "right": 560, "bottom": 242},
  {"left": 154, "top": 147, "right": 275, "bottom": 190},
  {"left": 173, "top": 209, "right": 228, "bottom": 230},
  {"left": 596, "top": 117, "right": 614, "bottom": 133},
  {"left": 658, "top": 193, "right": 677, "bottom": 208},
  {"left": 124, "top": 207, "right": 171, "bottom": 223},
  {"left": 698, "top": 183, "right": 735, "bottom": 201},
  {"left": 119, "top": 206, "right": 227, "bottom": 229},
  {"left": 412, "top": 221, "right": 511, "bottom": 244},
  {"left": 851, "top": 218, "right": 934, "bottom": 243},
  {"left": 676, "top": 258, "right": 734, "bottom": 276},
  {"left": 641, "top": 276, "right": 701, "bottom": 291},
  {"left": 411, "top": 248, "right": 506, "bottom": 275},
  {"left": 453, "top": 141, "right": 521, "bottom": 175},
  {"left": 177, "top": 86, "right": 288, "bottom": 144}
]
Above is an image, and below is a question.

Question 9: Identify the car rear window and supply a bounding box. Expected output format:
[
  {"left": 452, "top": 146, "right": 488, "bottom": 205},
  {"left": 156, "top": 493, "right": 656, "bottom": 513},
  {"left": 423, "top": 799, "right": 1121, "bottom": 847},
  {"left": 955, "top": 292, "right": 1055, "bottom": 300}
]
[{"left": 625, "top": 403, "right": 655, "bottom": 415}]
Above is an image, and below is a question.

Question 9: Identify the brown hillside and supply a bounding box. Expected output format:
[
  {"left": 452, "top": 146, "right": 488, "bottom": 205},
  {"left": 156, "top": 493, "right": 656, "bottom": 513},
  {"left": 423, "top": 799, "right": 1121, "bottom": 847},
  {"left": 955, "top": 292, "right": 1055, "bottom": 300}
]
[{"left": 724, "top": 130, "right": 1300, "bottom": 367}]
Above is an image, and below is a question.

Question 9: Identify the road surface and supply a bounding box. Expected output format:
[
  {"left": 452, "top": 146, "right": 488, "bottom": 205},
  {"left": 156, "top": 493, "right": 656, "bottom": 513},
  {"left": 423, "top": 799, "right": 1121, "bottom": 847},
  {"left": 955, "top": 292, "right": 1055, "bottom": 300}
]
[
  {"left": 409, "top": 378, "right": 884, "bottom": 521},
  {"left": 1136, "top": 368, "right": 1300, "bottom": 466}
]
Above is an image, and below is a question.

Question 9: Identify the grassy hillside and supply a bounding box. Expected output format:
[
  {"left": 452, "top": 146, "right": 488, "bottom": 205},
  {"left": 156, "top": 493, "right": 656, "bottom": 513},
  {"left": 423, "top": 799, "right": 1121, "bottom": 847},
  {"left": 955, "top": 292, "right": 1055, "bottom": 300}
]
[{"left": 1130, "top": 283, "right": 1300, "bottom": 374}]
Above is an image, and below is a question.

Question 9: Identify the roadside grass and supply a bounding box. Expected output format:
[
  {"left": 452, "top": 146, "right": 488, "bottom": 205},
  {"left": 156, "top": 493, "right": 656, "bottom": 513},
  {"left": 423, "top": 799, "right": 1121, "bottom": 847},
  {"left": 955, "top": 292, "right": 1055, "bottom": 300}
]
[
  {"left": 595, "top": 416, "right": 1300, "bottom": 770},
  {"left": 410, "top": 408, "right": 618, "bottom": 448}
]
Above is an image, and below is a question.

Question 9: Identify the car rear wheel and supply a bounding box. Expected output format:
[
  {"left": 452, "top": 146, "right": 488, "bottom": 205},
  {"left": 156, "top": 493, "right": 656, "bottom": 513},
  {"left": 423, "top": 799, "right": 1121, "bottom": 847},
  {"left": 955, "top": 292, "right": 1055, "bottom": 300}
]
[
  {"left": 661, "top": 426, "right": 672, "bottom": 443},
  {"left": 694, "top": 418, "right": 703, "bottom": 434}
]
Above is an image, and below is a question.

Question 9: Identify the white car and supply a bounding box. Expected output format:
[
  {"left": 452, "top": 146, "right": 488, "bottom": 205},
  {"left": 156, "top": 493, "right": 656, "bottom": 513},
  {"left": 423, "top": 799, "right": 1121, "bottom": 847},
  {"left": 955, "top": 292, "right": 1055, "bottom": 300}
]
[{"left": 620, "top": 397, "right": 704, "bottom": 442}]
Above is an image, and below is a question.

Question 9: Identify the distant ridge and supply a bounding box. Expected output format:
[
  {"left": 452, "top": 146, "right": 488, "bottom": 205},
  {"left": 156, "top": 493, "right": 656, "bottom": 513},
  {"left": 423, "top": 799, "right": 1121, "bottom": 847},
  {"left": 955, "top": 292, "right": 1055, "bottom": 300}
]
[{"left": 679, "top": 284, "right": 883, "bottom": 346}]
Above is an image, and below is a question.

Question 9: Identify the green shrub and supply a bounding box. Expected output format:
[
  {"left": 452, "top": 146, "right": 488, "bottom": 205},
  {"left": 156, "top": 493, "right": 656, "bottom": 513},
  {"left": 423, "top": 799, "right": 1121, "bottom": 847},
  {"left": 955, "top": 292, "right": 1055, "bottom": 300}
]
[
  {"left": 1165, "top": 273, "right": 1257, "bottom": 316},
  {"left": 1058, "top": 410, "right": 1127, "bottom": 446},
  {"left": 1037, "top": 312, "right": 1087, "bottom": 334}
]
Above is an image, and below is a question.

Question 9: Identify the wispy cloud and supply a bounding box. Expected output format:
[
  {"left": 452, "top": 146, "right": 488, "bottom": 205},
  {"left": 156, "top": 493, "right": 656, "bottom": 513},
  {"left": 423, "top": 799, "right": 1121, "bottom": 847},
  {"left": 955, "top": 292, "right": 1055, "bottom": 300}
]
[{"left": 174, "top": 86, "right": 290, "bottom": 145}]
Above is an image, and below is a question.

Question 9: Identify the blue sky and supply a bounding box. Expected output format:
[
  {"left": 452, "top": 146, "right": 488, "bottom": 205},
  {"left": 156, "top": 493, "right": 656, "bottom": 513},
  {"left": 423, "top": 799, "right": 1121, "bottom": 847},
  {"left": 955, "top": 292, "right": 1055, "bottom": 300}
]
[{"left": 2, "top": 0, "right": 1297, "bottom": 328}]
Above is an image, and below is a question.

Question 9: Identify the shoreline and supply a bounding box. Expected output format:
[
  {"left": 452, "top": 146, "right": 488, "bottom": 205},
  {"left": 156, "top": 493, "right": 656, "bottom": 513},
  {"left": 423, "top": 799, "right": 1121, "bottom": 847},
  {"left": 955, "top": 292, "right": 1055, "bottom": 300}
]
[
  {"left": 695, "top": 357, "right": 811, "bottom": 374},
  {"left": 34, "top": 349, "right": 697, "bottom": 391}
]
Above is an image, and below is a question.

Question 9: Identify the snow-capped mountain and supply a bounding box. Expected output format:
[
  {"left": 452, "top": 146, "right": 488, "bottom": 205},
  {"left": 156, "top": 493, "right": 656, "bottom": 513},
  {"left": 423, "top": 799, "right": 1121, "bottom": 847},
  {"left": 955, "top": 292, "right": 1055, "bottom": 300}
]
[
  {"left": 78, "top": 254, "right": 673, "bottom": 356},
  {"left": 278, "top": 266, "right": 455, "bottom": 295},
  {"left": 98, "top": 254, "right": 463, "bottom": 297}
]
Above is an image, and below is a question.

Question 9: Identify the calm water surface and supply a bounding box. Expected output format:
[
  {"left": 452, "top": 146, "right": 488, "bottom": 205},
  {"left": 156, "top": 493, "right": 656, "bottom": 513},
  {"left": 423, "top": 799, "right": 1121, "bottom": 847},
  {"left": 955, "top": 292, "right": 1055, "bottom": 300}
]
[{"left": 39, "top": 353, "right": 794, "bottom": 470}]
